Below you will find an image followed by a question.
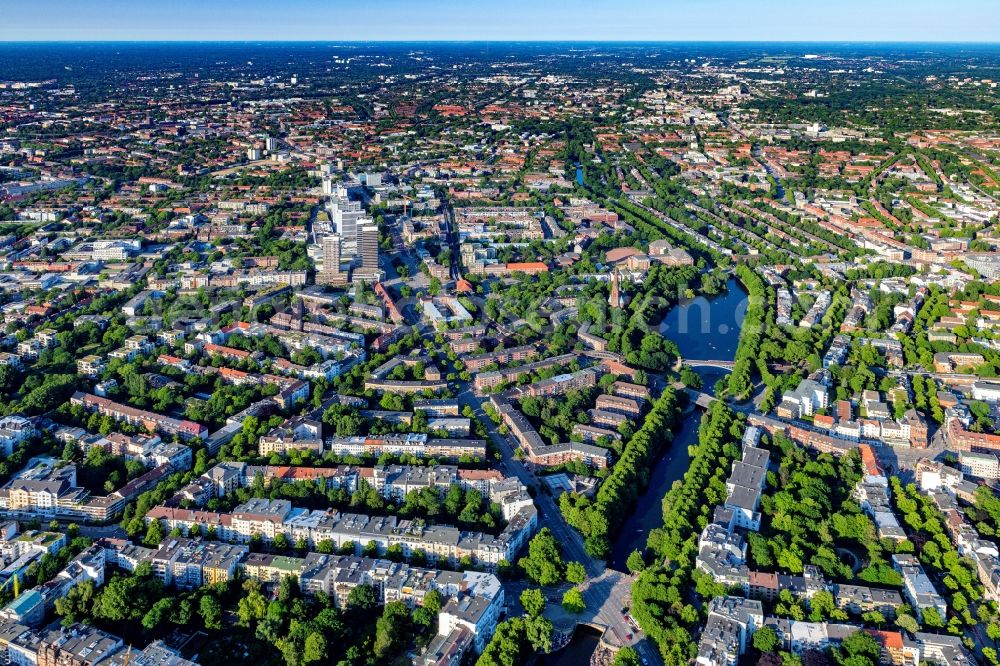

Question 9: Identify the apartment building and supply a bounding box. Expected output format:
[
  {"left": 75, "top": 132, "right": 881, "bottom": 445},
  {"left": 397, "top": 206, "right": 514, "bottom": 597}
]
[
  {"left": 492, "top": 397, "right": 546, "bottom": 454},
  {"left": 723, "top": 445, "right": 770, "bottom": 531},
  {"left": 438, "top": 593, "right": 502, "bottom": 654},
  {"left": 490, "top": 393, "right": 610, "bottom": 469},
  {"left": 526, "top": 442, "right": 610, "bottom": 470},
  {"left": 831, "top": 584, "right": 905, "bottom": 619},
  {"left": 372, "top": 465, "right": 498, "bottom": 501},
  {"left": 972, "top": 380, "right": 1000, "bottom": 404},
  {"left": 571, "top": 423, "right": 621, "bottom": 445},
  {"left": 0, "top": 462, "right": 174, "bottom": 523},
  {"left": 70, "top": 392, "right": 208, "bottom": 440},
  {"left": 594, "top": 394, "right": 642, "bottom": 417},
  {"left": 520, "top": 367, "right": 601, "bottom": 398},
  {"left": 892, "top": 554, "right": 948, "bottom": 622},
  {"left": 609, "top": 380, "right": 651, "bottom": 402},
  {"left": 933, "top": 352, "right": 984, "bottom": 373},
  {"left": 462, "top": 345, "right": 537, "bottom": 373},
  {"left": 959, "top": 451, "right": 1000, "bottom": 479},
  {"left": 587, "top": 408, "right": 629, "bottom": 430},
  {"left": 325, "top": 434, "right": 486, "bottom": 460},
  {"left": 145, "top": 499, "right": 537, "bottom": 568},
  {"left": 149, "top": 537, "right": 248, "bottom": 590},
  {"left": 472, "top": 353, "right": 577, "bottom": 392},
  {"left": 412, "top": 399, "right": 461, "bottom": 417},
  {"left": 777, "top": 378, "right": 828, "bottom": 419},
  {"left": 36, "top": 624, "right": 123, "bottom": 666},
  {"left": 258, "top": 417, "right": 324, "bottom": 457},
  {"left": 696, "top": 596, "right": 764, "bottom": 666},
  {"left": 0, "top": 416, "right": 33, "bottom": 457},
  {"left": 76, "top": 355, "right": 106, "bottom": 378}
]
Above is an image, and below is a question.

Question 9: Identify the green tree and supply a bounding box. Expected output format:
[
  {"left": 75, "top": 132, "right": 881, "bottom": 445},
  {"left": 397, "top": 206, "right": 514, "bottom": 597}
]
[
  {"left": 565, "top": 561, "right": 587, "bottom": 585},
  {"left": 524, "top": 615, "right": 554, "bottom": 654},
  {"left": 347, "top": 584, "right": 378, "bottom": 611},
  {"left": 303, "top": 632, "right": 327, "bottom": 664},
  {"left": 753, "top": 626, "right": 779, "bottom": 653},
  {"left": 626, "top": 550, "right": 646, "bottom": 574},
  {"left": 93, "top": 576, "right": 140, "bottom": 621},
  {"left": 561, "top": 588, "right": 586, "bottom": 614},
  {"left": 374, "top": 601, "right": 410, "bottom": 659},
  {"left": 841, "top": 630, "right": 881, "bottom": 661},
  {"left": 922, "top": 607, "right": 946, "bottom": 628},
  {"left": 143, "top": 519, "right": 164, "bottom": 547},
  {"left": 895, "top": 614, "right": 919, "bottom": 634},
  {"left": 424, "top": 588, "right": 443, "bottom": 615},
  {"left": 172, "top": 598, "right": 194, "bottom": 626},
  {"left": 142, "top": 598, "right": 173, "bottom": 631},
  {"left": 809, "top": 590, "right": 836, "bottom": 622},
  {"left": 237, "top": 585, "right": 267, "bottom": 626},
  {"left": 518, "top": 529, "right": 565, "bottom": 586},
  {"left": 612, "top": 646, "right": 641, "bottom": 666},
  {"left": 520, "top": 588, "right": 546, "bottom": 618},
  {"left": 862, "top": 611, "right": 886, "bottom": 627},
  {"left": 54, "top": 580, "right": 95, "bottom": 625},
  {"left": 199, "top": 595, "right": 223, "bottom": 630}
]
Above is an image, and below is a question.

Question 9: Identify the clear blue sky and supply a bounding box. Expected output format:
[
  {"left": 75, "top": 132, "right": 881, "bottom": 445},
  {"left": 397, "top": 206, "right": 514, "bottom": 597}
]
[{"left": 1, "top": 0, "right": 997, "bottom": 42}]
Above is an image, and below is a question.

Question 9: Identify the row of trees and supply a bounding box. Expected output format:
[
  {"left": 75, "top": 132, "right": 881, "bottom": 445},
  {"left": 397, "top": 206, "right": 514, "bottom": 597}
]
[
  {"left": 725, "top": 265, "right": 768, "bottom": 400},
  {"left": 559, "top": 387, "right": 681, "bottom": 558},
  {"left": 751, "top": 201, "right": 860, "bottom": 254},
  {"left": 629, "top": 401, "right": 743, "bottom": 665},
  {"left": 889, "top": 477, "right": 986, "bottom": 633}
]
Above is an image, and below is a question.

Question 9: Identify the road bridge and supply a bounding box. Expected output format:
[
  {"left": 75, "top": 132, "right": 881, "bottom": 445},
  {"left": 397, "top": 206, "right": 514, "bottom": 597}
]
[
  {"left": 680, "top": 359, "right": 795, "bottom": 372},
  {"left": 680, "top": 359, "right": 735, "bottom": 371},
  {"left": 679, "top": 386, "right": 719, "bottom": 409}
]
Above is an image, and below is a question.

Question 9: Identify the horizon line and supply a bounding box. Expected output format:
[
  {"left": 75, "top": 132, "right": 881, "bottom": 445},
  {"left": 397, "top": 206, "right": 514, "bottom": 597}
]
[{"left": 1, "top": 39, "right": 1000, "bottom": 45}]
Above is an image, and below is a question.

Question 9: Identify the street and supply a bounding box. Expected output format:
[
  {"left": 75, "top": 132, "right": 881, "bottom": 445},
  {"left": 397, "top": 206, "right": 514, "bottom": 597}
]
[{"left": 457, "top": 386, "right": 604, "bottom": 577}]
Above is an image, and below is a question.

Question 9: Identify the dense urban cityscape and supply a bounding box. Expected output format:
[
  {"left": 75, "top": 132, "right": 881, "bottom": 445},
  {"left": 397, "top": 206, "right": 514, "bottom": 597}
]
[{"left": 0, "top": 32, "right": 998, "bottom": 666}]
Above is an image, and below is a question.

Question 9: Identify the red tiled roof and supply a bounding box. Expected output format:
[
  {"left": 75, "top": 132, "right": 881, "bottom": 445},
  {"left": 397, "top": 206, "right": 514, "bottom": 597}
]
[{"left": 506, "top": 262, "right": 549, "bottom": 272}]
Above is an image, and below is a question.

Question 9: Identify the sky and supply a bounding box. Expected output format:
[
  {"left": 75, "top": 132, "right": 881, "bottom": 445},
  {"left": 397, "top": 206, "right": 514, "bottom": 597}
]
[{"left": 1, "top": 0, "right": 998, "bottom": 43}]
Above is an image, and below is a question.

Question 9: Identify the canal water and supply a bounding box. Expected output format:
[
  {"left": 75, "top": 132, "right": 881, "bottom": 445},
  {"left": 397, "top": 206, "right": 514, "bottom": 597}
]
[
  {"left": 538, "top": 625, "right": 602, "bottom": 666},
  {"left": 608, "top": 278, "right": 748, "bottom": 571}
]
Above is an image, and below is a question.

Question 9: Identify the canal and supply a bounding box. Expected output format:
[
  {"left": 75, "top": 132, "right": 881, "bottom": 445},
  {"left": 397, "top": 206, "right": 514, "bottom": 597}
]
[
  {"left": 608, "top": 278, "right": 748, "bottom": 571},
  {"left": 538, "top": 625, "right": 602, "bottom": 666}
]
